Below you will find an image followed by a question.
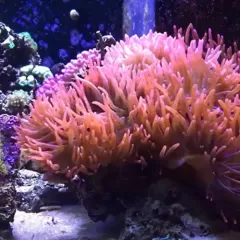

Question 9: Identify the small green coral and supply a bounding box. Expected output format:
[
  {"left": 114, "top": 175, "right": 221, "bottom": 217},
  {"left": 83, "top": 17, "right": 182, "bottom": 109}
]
[
  {"left": 0, "top": 135, "right": 7, "bottom": 176},
  {"left": 18, "top": 75, "right": 36, "bottom": 88},
  {"left": 8, "top": 42, "right": 15, "bottom": 49},
  {"left": 18, "top": 32, "right": 32, "bottom": 40},
  {"left": 18, "top": 31, "right": 38, "bottom": 52},
  {"left": 0, "top": 158, "right": 7, "bottom": 175},
  {"left": 19, "top": 65, "right": 53, "bottom": 82}
]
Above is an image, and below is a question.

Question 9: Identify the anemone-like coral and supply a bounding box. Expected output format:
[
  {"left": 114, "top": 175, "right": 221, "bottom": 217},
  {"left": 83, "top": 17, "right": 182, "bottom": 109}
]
[{"left": 16, "top": 25, "right": 240, "bottom": 224}]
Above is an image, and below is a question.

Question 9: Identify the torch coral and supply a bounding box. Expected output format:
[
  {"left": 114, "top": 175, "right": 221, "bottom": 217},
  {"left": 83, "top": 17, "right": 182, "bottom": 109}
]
[{"left": 16, "top": 26, "right": 240, "bottom": 224}]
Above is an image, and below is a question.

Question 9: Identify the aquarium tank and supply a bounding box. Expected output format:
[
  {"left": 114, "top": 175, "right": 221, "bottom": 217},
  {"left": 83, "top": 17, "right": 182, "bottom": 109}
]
[{"left": 1, "top": 0, "right": 240, "bottom": 239}]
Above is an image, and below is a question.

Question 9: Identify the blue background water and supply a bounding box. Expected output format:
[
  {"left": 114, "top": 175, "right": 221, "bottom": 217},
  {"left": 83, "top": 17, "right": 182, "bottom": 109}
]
[
  {"left": 0, "top": 0, "right": 240, "bottom": 67},
  {"left": 0, "top": 0, "right": 122, "bottom": 66}
]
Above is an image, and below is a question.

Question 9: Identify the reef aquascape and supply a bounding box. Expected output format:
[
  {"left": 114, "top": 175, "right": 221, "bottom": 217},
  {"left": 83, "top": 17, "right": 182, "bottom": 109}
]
[{"left": 15, "top": 24, "right": 240, "bottom": 225}]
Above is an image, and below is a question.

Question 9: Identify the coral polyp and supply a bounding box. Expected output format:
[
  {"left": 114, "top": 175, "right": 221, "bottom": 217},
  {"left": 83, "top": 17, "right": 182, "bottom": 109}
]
[{"left": 15, "top": 25, "right": 240, "bottom": 224}]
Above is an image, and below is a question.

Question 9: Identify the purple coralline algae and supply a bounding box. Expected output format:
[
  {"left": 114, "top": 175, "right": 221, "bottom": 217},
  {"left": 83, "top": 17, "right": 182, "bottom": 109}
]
[{"left": 0, "top": 114, "right": 20, "bottom": 176}]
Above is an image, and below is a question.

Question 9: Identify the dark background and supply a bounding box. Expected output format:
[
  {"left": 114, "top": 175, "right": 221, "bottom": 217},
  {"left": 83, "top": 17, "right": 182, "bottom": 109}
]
[
  {"left": 0, "top": 0, "right": 239, "bottom": 65},
  {"left": 155, "top": 0, "right": 240, "bottom": 47}
]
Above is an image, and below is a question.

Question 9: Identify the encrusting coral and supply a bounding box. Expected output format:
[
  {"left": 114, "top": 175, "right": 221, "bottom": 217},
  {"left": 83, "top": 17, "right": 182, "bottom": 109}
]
[{"left": 16, "top": 24, "right": 240, "bottom": 224}]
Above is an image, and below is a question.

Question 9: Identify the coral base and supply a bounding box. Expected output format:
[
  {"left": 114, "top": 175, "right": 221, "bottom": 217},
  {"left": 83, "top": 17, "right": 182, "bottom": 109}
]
[{"left": 0, "top": 174, "right": 17, "bottom": 228}]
